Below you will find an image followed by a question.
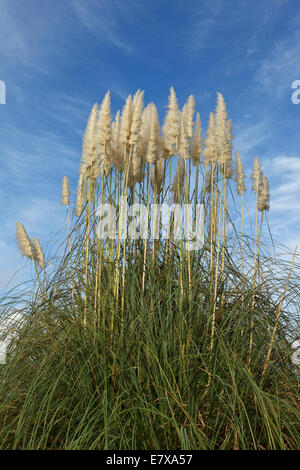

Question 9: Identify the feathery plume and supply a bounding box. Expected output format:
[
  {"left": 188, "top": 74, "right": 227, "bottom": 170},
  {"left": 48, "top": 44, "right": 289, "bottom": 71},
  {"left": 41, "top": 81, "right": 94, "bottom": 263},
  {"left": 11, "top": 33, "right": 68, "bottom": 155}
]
[
  {"left": 183, "top": 94, "right": 195, "bottom": 139},
  {"left": 61, "top": 176, "right": 70, "bottom": 206},
  {"left": 215, "top": 92, "right": 227, "bottom": 155},
  {"left": 32, "top": 237, "right": 45, "bottom": 269},
  {"left": 251, "top": 157, "right": 262, "bottom": 194},
  {"left": 97, "top": 91, "right": 112, "bottom": 172},
  {"left": 178, "top": 112, "right": 189, "bottom": 159},
  {"left": 203, "top": 112, "right": 217, "bottom": 167},
  {"left": 215, "top": 93, "right": 233, "bottom": 176},
  {"left": 129, "top": 89, "right": 144, "bottom": 147},
  {"left": 120, "top": 94, "right": 133, "bottom": 153},
  {"left": 16, "top": 222, "right": 34, "bottom": 260},
  {"left": 191, "top": 112, "right": 202, "bottom": 165},
  {"left": 234, "top": 152, "right": 246, "bottom": 196},
  {"left": 132, "top": 89, "right": 144, "bottom": 108},
  {"left": 162, "top": 86, "right": 180, "bottom": 154},
  {"left": 75, "top": 173, "right": 85, "bottom": 217},
  {"left": 146, "top": 103, "right": 160, "bottom": 164},
  {"left": 258, "top": 173, "right": 270, "bottom": 211},
  {"left": 140, "top": 104, "right": 152, "bottom": 163},
  {"left": 81, "top": 103, "right": 98, "bottom": 173},
  {"left": 111, "top": 110, "right": 122, "bottom": 170},
  {"left": 222, "top": 118, "right": 233, "bottom": 178}
]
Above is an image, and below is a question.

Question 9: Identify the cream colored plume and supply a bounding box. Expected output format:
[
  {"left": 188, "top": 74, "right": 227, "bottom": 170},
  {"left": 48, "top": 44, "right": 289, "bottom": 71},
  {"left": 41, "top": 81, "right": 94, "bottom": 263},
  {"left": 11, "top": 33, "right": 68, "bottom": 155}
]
[
  {"left": 179, "top": 112, "right": 189, "bottom": 159},
  {"left": 111, "top": 110, "right": 122, "bottom": 170},
  {"left": 258, "top": 173, "right": 270, "bottom": 211},
  {"left": 32, "top": 237, "right": 45, "bottom": 269},
  {"left": 191, "top": 112, "right": 202, "bottom": 165},
  {"left": 75, "top": 173, "right": 85, "bottom": 217},
  {"left": 120, "top": 94, "right": 133, "bottom": 152},
  {"left": 132, "top": 89, "right": 144, "bottom": 109},
  {"left": 162, "top": 86, "right": 180, "bottom": 153},
  {"left": 222, "top": 118, "right": 233, "bottom": 178},
  {"left": 140, "top": 104, "right": 152, "bottom": 163},
  {"left": 16, "top": 222, "right": 34, "bottom": 260},
  {"left": 146, "top": 103, "right": 160, "bottom": 164},
  {"left": 215, "top": 93, "right": 233, "bottom": 176},
  {"left": 203, "top": 112, "right": 217, "bottom": 167},
  {"left": 97, "top": 91, "right": 112, "bottom": 171},
  {"left": 183, "top": 94, "right": 195, "bottom": 139},
  {"left": 81, "top": 103, "right": 98, "bottom": 171},
  {"left": 251, "top": 157, "right": 261, "bottom": 193},
  {"left": 61, "top": 176, "right": 70, "bottom": 206},
  {"left": 234, "top": 152, "right": 246, "bottom": 196},
  {"left": 129, "top": 89, "right": 144, "bottom": 147}
]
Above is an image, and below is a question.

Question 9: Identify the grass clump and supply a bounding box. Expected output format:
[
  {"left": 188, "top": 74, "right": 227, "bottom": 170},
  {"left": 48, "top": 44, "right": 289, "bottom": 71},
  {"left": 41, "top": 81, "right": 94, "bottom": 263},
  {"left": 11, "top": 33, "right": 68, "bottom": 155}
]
[{"left": 0, "top": 88, "right": 299, "bottom": 450}]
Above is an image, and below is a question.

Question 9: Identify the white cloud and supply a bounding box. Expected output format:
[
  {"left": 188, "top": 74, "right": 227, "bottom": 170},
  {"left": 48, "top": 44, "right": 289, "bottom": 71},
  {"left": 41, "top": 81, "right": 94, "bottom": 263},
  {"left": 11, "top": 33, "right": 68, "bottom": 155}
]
[
  {"left": 255, "top": 19, "right": 300, "bottom": 99},
  {"left": 71, "top": 0, "right": 135, "bottom": 53},
  {"left": 0, "top": 1, "right": 66, "bottom": 74},
  {"left": 263, "top": 156, "right": 300, "bottom": 211},
  {"left": 185, "top": 0, "right": 224, "bottom": 53},
  {"left": 233, "top": 120, "right": 270, "bottom": 160},
  {"left": 260, "top": 155, "right": 300, "bottom": 250}
]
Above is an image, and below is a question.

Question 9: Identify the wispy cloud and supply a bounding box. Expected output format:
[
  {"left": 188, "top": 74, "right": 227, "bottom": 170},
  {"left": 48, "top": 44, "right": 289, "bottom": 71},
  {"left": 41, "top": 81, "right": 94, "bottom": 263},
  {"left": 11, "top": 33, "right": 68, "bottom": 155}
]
[
  {"left": 185, "top": 0, "right": 287, "bottom": 57},
  {"left": 261, "top": 155, "right": 300, "bottom": 249},
  {"left": 0, "top": 1, "right": 66, "bottom": 75},
  {"left": 0, "top": 128, "right": 78, "bottom": 188},
  {"left": 233, "top": 120, "right": 270, "bottom": 161},
  {"left": 264, "top": 156, "right": 300, "bottom": 211},
  {"left": 255, "top": 16, "right": 300, "bottom": 99},
  {"left": 185, "top": 0, "right": 224, "bottom": 53},
  {"left": 70, "top": 0, "right": 135, "bottom": 53}
]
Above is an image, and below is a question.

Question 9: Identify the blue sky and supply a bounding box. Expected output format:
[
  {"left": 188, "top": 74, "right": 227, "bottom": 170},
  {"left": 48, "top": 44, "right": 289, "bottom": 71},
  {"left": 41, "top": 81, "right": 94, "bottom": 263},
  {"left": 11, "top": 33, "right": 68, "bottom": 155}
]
[{"left": 1, "top": 0, "right": 300, "bottom": 292}]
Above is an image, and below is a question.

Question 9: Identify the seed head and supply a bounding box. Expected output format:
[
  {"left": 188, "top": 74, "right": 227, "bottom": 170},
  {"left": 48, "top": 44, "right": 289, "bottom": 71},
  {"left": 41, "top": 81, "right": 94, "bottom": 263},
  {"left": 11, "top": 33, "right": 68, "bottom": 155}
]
[
  {"left": 120, "top": 94, "right": 133, "bottom": 154},
  {"left": 97, "top": 91, "right": 112, "bottom": 171},
  {"left": 183, "top": 94, "right": 195, "bottom": 139},
  {"left": 191, "top": 112, "right": 202, "bottom": 165},
  {"left": 162, "top": 87, "right": 180, "bottom": 153},
  {"left": 16, "top": 222, "right": 34, "bottom": 260},
  {"left": 147, "top": 103, "right": 160, "bottom": 164},
  {"left": 129, "top": 89, "right": 144, "bottom": 147},
  {"left": 251, "top": 157, "right": 262, "bottom": 194},
  {"left": 81, "top": 103, "right": 98, "bottom": 171},
  {"left": 140, "top": 104, "right": 152, "bottom": 163},
  {"left": 234, "top": 152, "right": 246, "bottom": 196},
  {"left": 179, "top": 112, "right": 189, "bottom": 159},
  {"left": 32, "top": 237, "right": 45, "bottom": 269},
  {"left": 258, "top": 173, "right": 270, "bottom": 211},
  {"left": 215, "top": 93, "right": 233, "bottom": 176},
  {"left": 111, "top": 110, "right": 122, "bottom": 170},
  {"left": 75, "top": 173, "right": 85, "bottom": 217},
  {"left": 61, "top": 176, "right": 70, "bottom": 206},
  {"left": 203, "top": 112, "right": 217, "bottom": 167}
]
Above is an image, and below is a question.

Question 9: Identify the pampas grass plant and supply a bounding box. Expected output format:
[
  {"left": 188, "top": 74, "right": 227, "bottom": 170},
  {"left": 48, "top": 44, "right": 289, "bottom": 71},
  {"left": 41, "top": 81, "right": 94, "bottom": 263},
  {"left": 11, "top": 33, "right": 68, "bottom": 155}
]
[{"left": 0, "top": 88, "right": 299, "bottom": 450}]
